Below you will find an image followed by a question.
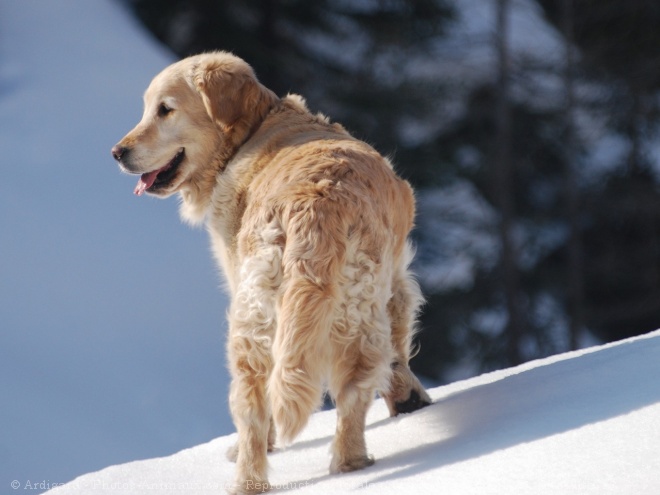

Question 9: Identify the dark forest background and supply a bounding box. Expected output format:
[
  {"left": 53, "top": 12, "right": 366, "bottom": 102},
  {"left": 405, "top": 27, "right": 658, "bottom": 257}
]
[{"left": 119, "top": 0, "right": 660, "bottom": 383}]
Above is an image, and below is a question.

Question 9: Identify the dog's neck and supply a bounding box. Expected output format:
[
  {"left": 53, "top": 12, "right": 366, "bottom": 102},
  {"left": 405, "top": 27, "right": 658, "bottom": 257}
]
[{"left": 178, "top": 88, "right": 280, "bottom": 226}]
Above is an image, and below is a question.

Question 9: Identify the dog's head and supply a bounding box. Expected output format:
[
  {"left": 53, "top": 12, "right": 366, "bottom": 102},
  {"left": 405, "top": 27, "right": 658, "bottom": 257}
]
[{"left": 111, "top": 52, "right": 277, "bottom": 214}]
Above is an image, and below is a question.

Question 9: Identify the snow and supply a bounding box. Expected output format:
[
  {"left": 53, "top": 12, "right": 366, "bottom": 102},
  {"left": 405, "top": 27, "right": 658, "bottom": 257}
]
[{"left": 48, "top": 330, "right": 660, "bottom": 494}]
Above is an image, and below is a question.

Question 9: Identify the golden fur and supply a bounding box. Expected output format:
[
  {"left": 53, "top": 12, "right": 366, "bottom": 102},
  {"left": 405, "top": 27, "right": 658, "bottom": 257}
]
[{"left": 112, "top": 51, "right": 431, "bottom": 494}]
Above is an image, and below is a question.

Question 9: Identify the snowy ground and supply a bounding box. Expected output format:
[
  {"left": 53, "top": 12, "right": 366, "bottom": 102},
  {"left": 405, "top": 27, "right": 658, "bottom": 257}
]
[{"left": 48, "top": 330, "right": 660, "bottom": 494}]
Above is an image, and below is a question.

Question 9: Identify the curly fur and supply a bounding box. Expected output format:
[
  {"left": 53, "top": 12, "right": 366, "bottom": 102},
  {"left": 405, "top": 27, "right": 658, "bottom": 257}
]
[{"left": 112, "top": 51, "right": 431, "bottom": 495}]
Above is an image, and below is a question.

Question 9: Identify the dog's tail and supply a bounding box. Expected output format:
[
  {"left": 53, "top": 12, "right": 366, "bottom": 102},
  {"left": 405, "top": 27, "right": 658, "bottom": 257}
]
[
  {"left": 269, "top": 203, "right": 346, "bottom": 445},
  {"left": 268, "top": 278, "right": 335, "bottom": 445}
]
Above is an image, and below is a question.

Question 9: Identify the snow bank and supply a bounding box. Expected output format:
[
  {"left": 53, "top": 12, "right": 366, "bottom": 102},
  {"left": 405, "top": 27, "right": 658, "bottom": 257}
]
[{"left": 48, "top": 330, "right": 660, "bottom": 494}]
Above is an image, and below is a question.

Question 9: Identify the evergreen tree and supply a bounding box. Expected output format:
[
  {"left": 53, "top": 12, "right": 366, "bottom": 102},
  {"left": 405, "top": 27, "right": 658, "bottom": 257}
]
[
  {"left": 121, "top": 0, "right": 454, "bottom": 169},
  {"left": 121, "top": 0, "right": 660, "bottom": 382},
  {"left": 536, "top": 0, "right": 660, "bottom": 343}
]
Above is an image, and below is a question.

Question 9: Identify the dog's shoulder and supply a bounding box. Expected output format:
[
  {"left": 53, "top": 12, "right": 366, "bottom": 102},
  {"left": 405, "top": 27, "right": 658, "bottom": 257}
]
[{"left": 264, "top": 93, "right": 351, "bottom": 142}]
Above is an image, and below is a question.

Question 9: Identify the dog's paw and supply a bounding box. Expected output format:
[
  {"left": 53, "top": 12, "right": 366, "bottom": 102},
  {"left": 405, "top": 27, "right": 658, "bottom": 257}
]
[
  {"left": 330, "top": 454, "right": 375, "bottom": 474},
  {"left": 393, "top": 388, "right": 432, "bottom": 415},
  {"left": 227, "top": 479, "right": 271, "bottom": 495},
  {"left": 384, "top": 363, "right": 432, "bottom": 416},
  {"left": 226, "top": 443, "right": 276, "bottom": 463},
  {"left": 226, "top": 443, "right": 239, "bottom": 463}
]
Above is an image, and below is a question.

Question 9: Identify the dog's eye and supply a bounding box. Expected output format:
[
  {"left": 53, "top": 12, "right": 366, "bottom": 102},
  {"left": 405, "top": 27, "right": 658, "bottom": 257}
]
[{"left": 158, "top": 103, "right": 173, "bottom": 118}]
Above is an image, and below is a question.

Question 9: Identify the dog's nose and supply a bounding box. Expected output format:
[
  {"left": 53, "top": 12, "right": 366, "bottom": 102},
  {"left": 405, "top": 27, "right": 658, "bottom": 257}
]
[{"left": 111, "top": 145, "right": 127, "bottom": 162}]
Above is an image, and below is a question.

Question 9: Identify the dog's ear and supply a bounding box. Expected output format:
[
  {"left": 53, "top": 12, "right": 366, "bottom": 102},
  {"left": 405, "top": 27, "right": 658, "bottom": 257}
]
[{"left": 191, "top": 53, "right": 276, "bottom": 130}]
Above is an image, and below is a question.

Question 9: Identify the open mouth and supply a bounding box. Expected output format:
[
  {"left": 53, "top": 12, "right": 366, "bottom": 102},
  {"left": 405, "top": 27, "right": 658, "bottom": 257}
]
[{"left": 134, "top": 148, "right": 185, "bottom": 196}]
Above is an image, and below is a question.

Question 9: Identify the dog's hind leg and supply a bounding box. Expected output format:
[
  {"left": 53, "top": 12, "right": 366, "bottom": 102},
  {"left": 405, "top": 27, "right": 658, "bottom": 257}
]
[
  {"left": 226, "top": 247, "right": 282, "bottom": 494},
  {"left": 330, "top": 382, "right": 376, "bottom": 474},
  {"left": 327, "top": 249, "right": 395, "bottom": 474},
  {"left": 328, "top": 297, "right": 392, "bottom": 472},
  {"left": 382, "top": 242, "right": 432, "bottom": 416},
  {"left": 227, "top": 344, "right": 272, "bottom": 494},
  {"left": 225, "top": 416, "right": 276, "bottom": 463}
]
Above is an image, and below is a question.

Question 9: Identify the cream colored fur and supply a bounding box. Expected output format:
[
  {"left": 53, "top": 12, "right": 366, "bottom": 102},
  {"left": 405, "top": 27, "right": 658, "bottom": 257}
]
[{"left": 113, "top": 51, "right": 431, "bottom": 495}]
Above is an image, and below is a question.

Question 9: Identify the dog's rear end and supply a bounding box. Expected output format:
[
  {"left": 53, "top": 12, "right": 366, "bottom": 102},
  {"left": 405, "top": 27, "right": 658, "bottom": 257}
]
[
  {"left": 112, "top": 52, "right": 430, "bottom": 495},
  {"left": 225, "top": 98, "right": 431, "bottom": 490}
]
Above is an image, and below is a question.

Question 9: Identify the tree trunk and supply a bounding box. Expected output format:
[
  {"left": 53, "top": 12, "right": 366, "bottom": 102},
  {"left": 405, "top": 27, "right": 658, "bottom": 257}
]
[
  {"left": 562, "top": 0, "right": 584, "bottom": 351},
  {"left": 494, "top": 0, "right": 523, "bottom": 365}
]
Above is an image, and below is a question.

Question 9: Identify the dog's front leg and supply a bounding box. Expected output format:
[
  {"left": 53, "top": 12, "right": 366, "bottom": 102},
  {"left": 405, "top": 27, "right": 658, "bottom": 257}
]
[
  {"left": 227, "top": 337, "right": 272, "bottom": 494},
  {"left": 383, "top": 259, "right": 432, "bottom": 416}
]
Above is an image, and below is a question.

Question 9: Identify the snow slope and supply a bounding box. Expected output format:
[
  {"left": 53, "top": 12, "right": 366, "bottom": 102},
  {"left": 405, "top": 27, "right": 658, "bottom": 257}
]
[
  {"left": 48, "top": 330, "right": 660, "bottom": 494},
  {"left": 0, "top": 0, "right": 233, "bottom": 487}
]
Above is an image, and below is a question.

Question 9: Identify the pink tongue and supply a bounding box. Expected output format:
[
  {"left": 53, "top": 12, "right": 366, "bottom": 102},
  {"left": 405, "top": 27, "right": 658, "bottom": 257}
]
[{"left": 134, "top": 170, "right": 160, "bottom": 196}]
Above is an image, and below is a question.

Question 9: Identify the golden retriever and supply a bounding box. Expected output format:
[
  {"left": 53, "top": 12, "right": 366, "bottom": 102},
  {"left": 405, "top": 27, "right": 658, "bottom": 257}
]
[{"left": 112, "top": 51, "right": 431, "bottom": 494}]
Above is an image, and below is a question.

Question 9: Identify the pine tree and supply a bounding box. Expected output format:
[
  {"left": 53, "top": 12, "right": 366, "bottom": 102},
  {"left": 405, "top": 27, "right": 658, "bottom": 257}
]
[
  {"left": 122, "top": 0, "right": 660, "bottom": 381},
  {"left": 536, "top": 0, "right": 660, "bottom": 343}
]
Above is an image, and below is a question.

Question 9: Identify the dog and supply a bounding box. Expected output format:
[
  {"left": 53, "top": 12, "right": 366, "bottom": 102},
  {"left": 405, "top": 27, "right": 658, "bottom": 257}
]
[{"left": 112, "top": 51, "right": 431, "bottom": 494}]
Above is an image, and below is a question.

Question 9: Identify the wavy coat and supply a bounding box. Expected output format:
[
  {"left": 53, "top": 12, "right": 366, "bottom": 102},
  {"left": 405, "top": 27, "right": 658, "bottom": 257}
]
[{"left": 112, "top": 52, "right": 431, "bottom": 494}]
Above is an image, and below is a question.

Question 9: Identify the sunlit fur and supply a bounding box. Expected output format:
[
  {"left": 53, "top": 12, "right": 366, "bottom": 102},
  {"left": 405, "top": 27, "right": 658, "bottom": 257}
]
[{"left": 114, "top": 52, "right": 431, "bottom": 495}]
